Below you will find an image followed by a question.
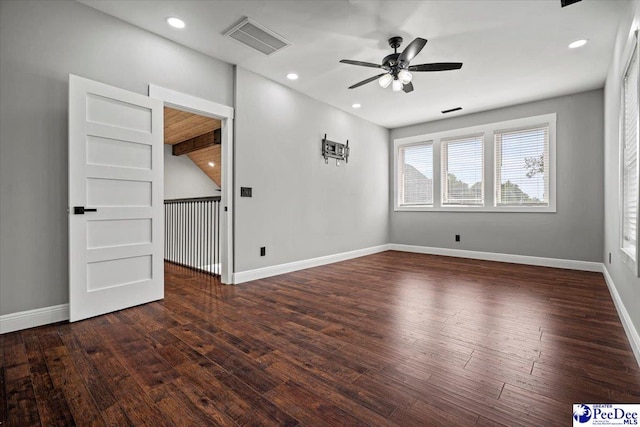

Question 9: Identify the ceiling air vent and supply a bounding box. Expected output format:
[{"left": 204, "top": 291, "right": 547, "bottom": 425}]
[
  {"left": 224, "top": 18, "right": 290, "bottom": 56},
  {"left": 560, "top": 0, "right": 582, "bottom": 7},
  {"left": 442, "top": 107, "right": 462, "bottom": 114}
]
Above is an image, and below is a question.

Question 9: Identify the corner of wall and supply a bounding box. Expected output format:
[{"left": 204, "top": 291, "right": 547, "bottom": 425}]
[
  {"left": 602, "top": 267, "right": 640, "bottom": 367},
  {"left": 601, "top": 0, "right": 640, "bottom": 367}
]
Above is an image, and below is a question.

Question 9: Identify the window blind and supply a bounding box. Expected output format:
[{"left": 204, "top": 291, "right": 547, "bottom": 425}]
[
  {"left": 495, "top": 126, "right": 549, "bottom": 206},
  {"left": 398, "top": 143, "right": 433, "bottom": 206},
  {"left": 623, "top": 42, "right": 639, "bottom": 254},
  {"left": 441, "top": 135, "right": 484, "bottom": 205}
]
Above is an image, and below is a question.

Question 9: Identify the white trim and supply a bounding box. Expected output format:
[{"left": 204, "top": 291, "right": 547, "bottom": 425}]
[
  {"left": 234, "top": 243, "right": 603, "bottom": 284},
  {"left": 148, "top": 84, "right": 234, "bottom": 119},
  {"left": 394, "top": 113, "right": 557, "bottom": 146},
  {"left": 619, "top": 31, "right": 640, "bottom": 276},
  {"left": 395, "top": 205, "right": 557, "bottom": 213},
  {"left": 148, "top": 85, "right": 235, "bottom": 284},
  {"left": 388, "top": 244, "right": 602, "bottom": 272},
  {"left": 602, "top": 267, "right": 640, "bottom": 367},
  {"left": 0, "top": 304, "right": 69, "bottom": 334},
  {"left": 234, "top": 245, "right": 390, "bottom": 284}
]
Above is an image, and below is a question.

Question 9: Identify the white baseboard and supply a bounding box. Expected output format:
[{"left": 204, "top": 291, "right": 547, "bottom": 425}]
[
  {"left": 602, "top": 267, "right": 640, "bottom": 367},
  {"left": 388, "top": 244, "right": 603, "bottom": 272},
  {"left": 234, "top": 243, "right": 603, "bottom": 284},
  {"left": 0, "top": 304, "right": 69, "bottom": 334},
  {"left": 0, "top": 246, "right": 610, "bottom": 336},
  {"left": 233, "top": 244, "right": 390, "bottom": 284}
]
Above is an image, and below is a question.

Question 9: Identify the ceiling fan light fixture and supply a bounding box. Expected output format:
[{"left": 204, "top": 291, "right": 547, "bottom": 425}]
[
  {"left": 398, "top": 69, "right": 412, "bottom": 84},
  {"left": 392, "top": 79, "right": 403, "bottom": 92},
  {"left": 379, "top": 74, "right": 393, "bottom": 88}
]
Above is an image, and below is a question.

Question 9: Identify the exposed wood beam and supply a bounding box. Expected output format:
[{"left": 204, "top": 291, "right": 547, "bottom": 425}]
[
  {"left": 172, "top": 129, "right": 221, "bottom": 156},
  {"left": 164, "top": 106, "right": 221, "bottom": 145}
]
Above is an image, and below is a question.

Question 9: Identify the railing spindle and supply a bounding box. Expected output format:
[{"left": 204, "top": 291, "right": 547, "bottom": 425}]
[{"left": 163, "top": 197, "right": 221, "bottom": 276}]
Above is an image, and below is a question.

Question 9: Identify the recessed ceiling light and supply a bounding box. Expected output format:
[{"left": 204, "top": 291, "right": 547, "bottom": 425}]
[
  {"left": 352, "top": 103, "right": 361, "bottom": 109},
  {"left": 166, "top": 17, "right": 186, "bottom": 29},
  {"left": 286, "top": 73, "right": 299, "bottom": 80},
  {"left": 208, "top": 162, "right": 215, "bottom": 167},
  {"left": 568, "top": 39, "right": 588, "bottom": 49}
]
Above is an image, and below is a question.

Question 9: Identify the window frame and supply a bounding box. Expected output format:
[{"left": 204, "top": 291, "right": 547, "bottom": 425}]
[
  {"left": 619, "top": 30, "right": 639, "bottom": 272},
  {"left": 494, "top": 123, "right": 551, "bottom": 208},
  {"left": 393, "top": 113, "right": 556, "bottom": 212},
  {"left": 441, "top": 134, "right": 485, "bottom": 207},
  {"left": 397, "top": 141, "right": 434, "bottom": 208}
]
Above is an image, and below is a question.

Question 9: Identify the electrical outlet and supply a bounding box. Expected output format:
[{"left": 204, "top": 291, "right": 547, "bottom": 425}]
[
  {"left": 260, "top": 247, "right": 266, "bottom": 257},
  {"left": 241, "top": 187, "right": 252, "bottom": 197},
  {"left": 455, "top": 234, "right": 461, "bottom": 242}
]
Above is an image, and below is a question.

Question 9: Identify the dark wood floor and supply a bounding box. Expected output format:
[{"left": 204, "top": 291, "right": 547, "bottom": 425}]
[{"left": 2, "top": 251, "right": 640, "bottom": 426}]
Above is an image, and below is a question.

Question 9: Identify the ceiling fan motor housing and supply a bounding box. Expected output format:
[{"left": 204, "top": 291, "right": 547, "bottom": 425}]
[{"left": 382, "top": 53, "right": 409, "bottom": 77}]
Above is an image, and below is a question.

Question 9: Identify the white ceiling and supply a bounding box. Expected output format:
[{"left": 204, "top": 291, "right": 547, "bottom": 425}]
[{"left": 79, "top": 0, "right": 625, "bottom": 129}]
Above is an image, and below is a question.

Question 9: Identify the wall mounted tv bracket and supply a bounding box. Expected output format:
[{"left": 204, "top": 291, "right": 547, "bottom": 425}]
[{"left": 322, "top": 134, "right": 349, "bottom": 165}]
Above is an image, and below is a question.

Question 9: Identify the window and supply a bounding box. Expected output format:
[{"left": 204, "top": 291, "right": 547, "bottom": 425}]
[
  {"left": 398, "top": 142, "right": 433, "bottom": 206},
  {"left": 393, "top": 113, "right": 556, "bottom": 212},
  {"left": 442, "top": 135, "right": 484, "bottom": 206},
  {"left": 622, "top": 38, "right": 639, "bottom": 260},
  {"left": 495, "top": 126, "right": 549, "bottom": 206}
]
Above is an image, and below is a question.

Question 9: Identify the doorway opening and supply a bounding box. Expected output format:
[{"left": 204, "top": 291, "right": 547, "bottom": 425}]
[
  {"left": 163, "top": 107, "right": 222, "bottom": 276},
  {"left": 149, "top": 84, "right": 234, "bottom": 284}
]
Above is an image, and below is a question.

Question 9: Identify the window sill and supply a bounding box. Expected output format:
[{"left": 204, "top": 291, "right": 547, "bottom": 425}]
[
  {"left": 620, "top": 247, "right": 638, "bottom": 275},
  {"left": 394, "top": 205, "right": 556, "bottom": 213}
]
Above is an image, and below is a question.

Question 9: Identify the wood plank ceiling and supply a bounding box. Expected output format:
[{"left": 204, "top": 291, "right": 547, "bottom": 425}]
[{"left": 164, "top": 107, "right": 222, "bottom": 187}]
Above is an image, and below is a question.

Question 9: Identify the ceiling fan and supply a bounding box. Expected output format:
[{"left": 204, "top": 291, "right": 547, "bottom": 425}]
[{"left": 339, "top": 36, "right": 463, "bottom": 93}]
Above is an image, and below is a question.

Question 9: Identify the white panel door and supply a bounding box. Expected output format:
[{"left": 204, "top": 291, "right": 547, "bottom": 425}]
[{"left": 69, "top": 74, "right": 163, "bottom": 322}]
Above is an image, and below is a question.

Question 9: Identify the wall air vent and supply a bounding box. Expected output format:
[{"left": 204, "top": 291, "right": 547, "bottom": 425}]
[{"left": 224, "top": 17, "right": 290, "bottom": 56}]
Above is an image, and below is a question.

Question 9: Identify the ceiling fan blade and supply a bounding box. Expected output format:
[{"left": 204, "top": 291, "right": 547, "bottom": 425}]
[
  {"left": 402, "top": 82, "right": 414, "bottom": 93},
  {"left": 348, "top": 73, "right": 388, "bottom": 89},
  {"left": 340, "top": 59, "right": 382, "bottom": 69},
  {"left": 398, "top": 37, "right": 427, "bottom": 63},
  {"left": 409, "top": 62, "right": 463, "bottom": 72}
]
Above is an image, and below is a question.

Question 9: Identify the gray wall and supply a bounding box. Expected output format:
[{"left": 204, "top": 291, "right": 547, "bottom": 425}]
[
  {"left": 234, "top": 68, "right": 389, "bottom": 272},
  {"left": 390, "top": 89, "right": 604, "bottom": 262},
  {"left": 603, "top": 0, "right": 640, "bottom": 334},
  {"left": 164, "top": 145, "right": 220, "bottom": 200},
  {"left": 0, "top": 0, "right": 234, "bottom": 315}
]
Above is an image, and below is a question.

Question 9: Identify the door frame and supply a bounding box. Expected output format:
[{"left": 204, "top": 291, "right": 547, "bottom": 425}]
[{"left": 149, "top": 84, "right": 234, "bottom": 284}]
